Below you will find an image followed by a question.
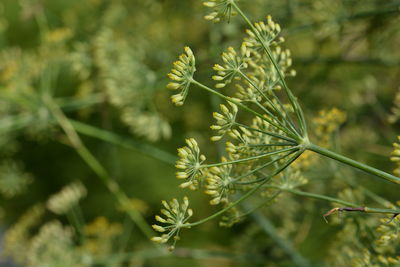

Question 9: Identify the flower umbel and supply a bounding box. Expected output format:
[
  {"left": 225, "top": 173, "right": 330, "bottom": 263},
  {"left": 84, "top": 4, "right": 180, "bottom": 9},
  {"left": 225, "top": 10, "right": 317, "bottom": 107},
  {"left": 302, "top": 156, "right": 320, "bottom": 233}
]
[
  {"left": 205, "top": 157, "right": 235, "bottom": 205},
  {"left": 167, "top": 47, "right": 196, "bottom": 106},
  {"left": 244, "top": 16, "right": 284, "bottom": 51},
  {"left": 391, "top": 136, "right": 400, "bottom": 176},
  {"left": 151, "top": 197, "right": 193, "bottom": 250},
  {"left": 175, "top": 138, "right": 206, "bottom": 189},
  {"left": 212, "top": 47, "right": 248, "bottom": 88},
  {"left": 203, "top": 0, "right": 238, "bottom": 23},
  {"left": 211, "top": 101, "right": 238, "bottom": 141},
  {"left": 47, "top": 181, "right": 87, "bottom": 215}
]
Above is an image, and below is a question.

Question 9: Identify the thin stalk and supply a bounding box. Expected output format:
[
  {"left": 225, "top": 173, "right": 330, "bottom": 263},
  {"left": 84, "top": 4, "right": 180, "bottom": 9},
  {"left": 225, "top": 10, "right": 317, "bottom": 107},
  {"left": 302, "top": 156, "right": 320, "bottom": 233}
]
[
  {"left": 232, "top": 2, "right": 308, "bottom": 137},
  {"left": 238, "top": 71, "right": 284, "bottom": 120},
  {"left": 55, "top": 94, "right": 105, "bottom": 111},
  {"left": 233, "top": 150, "right": 298, "bottom": 184},
  {"left": 70, "top": 119, "right": 177, "bottom": 165},
  {"left": 269, "top": 88, "right": 301, "bottom": 134},
  {"left": 239, "top": 190, "right": 282, "bottom": 218},
  {"left": 0, "top": 95, "right": 103, "bottom": 134},
  {"left": 185, "top": 150, "right": 302, "bottom": 227},
  {"left": 239, "top": 70, "right": 301, "bottom": 137},
  {"left": 248, "top": 142, "right": 296, "bottom": 148},
  {"left": 192, "top": 79, "right": 298, "bottom": 139},
  {"left": 246, "top": 207, "right": 310, "bottom": 267},
  {"left": 265, "top": 186, "right": 356, "bottom": 206},
  {"left": 44, "top": 95, "right": 154, "bottom": 239},
  {"left": 201, "top": 146, "right": 298, "bottom": 168},
  {"left": 66, "top": 209, "right": 84, "bottom": 243},
  {"left": 307, "top": 143, "right": 400, "bottom": 185},
  {"left": 265, "top": 186, "right": 400, "bottom": 215},
  {"left": 93, "top": 247, "right": 269, "bottom": 265},
  {"left": 234, "top": 122, "right": 297, "bottom": 143}
]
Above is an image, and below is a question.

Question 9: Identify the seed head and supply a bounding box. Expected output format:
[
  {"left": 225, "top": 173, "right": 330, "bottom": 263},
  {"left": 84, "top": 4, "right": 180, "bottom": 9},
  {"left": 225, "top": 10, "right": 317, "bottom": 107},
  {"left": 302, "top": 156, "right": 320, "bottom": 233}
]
[
  {"left": 244, "top": 16, "right": 284, "bottom": 51},
  {"left": 211, "top": 101, "right": 238, "bottom": 141},
  {"left": 151, "top": 197, "right": 193, "bottom": 249},
  {"left": 167, "top": 47, "right": 196, "bottom": 106},
  {"left": 175, "top": 138, "right": 206, "bottom": 189},
  {"left": 205, "top": 157, "right": 234, "bottom": 205},
  {"left": 212, "top": 47, "right": 248, "bottom": 88},
  {"left": 203, "top": 0, "right": 238, "bottom": 23}
]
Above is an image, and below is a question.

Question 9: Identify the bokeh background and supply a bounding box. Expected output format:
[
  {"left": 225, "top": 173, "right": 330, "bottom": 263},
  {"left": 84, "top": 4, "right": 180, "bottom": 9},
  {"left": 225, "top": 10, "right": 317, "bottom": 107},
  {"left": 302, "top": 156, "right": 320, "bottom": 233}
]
[{"left": 0, "top": 0, "right": 400, "bottom": 266}]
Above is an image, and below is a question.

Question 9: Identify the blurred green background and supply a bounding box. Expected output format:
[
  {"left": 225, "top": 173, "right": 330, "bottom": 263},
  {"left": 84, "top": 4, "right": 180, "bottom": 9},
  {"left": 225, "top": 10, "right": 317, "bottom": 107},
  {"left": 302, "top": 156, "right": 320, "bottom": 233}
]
[{"left": 0, "top": 0, "right": 400, "bottom": 266}]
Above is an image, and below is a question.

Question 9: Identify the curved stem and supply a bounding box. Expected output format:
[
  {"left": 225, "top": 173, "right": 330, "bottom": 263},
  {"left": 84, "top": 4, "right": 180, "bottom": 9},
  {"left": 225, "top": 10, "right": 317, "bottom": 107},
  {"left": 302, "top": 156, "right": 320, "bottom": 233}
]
[
  {"left": 307, "top": 143, "right": 400, "bottom": 185},
  {"left": 70, "top": 120, "right": 177, "bottom": 165},
  {"left": 44, "top": 95, "right": 154, "bottom": 239}
]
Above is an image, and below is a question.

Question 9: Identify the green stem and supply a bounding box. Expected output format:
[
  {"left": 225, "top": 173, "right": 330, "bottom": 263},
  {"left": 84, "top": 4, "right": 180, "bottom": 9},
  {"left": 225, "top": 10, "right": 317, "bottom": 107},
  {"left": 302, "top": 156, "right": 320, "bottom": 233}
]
[
  {"left": 66, "top": 209, "right": 84, "bottom": 243},
  {"left": 70, "top": 120, "right": 177, "bottom": 165},
  {"left": 307, "top": 143, "right": 400, "bottom": 185},
  {"left": 265, "top": 186, "right": 400, "bottom": 215},
  {"left": 44, "top": 95, "right": 154, "bottom": 239},
  {"left": 246, "top": 208, "right": 310, "bottom": 267},
  {"left": 93, "top": 247, "right": 269, "bottom": 265},
  {"left": 265, "top": 186, "right": 356, "bottom": 206}
]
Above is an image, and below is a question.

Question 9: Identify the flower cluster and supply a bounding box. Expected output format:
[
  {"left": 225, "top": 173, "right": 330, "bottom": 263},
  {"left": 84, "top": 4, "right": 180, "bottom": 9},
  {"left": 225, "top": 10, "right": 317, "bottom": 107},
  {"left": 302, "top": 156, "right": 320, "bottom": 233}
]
[
  {"left": 27, "top": 221, "right": 80, "bottom": 267},
  {"left": 203, "top": 0, "right": 238, "bottom": 23},
  {"left": 0, "top": 161, "right": 33, "bottom": 198},
  {"left": 205, "top": 157, "right": 235, "bottom": 205},
  {"left": 159, "top": 4, "right": 309, "bottom": 250},
  {"left": 47, "top": 181, "right": 87, "bottom": 215},
  {"left": 388, "top": 87, "right": 400, "bottom": 123},
  {"left": 272, "top": 169, "right": 308, "bottom": 190},
  {"left": 175, "top": 138, "right": 206, "bottom": 189},
  {"left": 313, "top": 108, "right": 347, "bottom": 147},
  {"left": 212, "top": 47, "right": 248, "bottom": 88},
  {"left": 244, "top": 16, "right": 284, "bottom": 50},
  {"left": 210, "top": 102, "right": 238, "bottom": 141},
  {"left": 167, "top": 47, "right": 196, "bottom": 106},
  {"left": 151, "top": 197, "right": 193, "bottom": 250},
  {"left": 391, "top": 136, "right": 400, "bottom": 176}
]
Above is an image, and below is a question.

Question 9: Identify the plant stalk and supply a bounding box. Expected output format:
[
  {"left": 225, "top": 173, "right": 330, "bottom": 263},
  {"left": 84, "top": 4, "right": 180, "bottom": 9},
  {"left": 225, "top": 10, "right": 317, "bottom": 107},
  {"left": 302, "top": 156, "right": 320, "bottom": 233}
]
[{"left": 307, "top": 143, "right": 400, "bottom": 185}]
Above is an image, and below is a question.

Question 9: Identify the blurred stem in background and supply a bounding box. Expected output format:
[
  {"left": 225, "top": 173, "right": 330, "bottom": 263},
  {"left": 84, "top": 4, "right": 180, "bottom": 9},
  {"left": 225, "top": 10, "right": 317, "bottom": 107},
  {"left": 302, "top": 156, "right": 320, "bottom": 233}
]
[{"left": 44, "top": 94, "right": 154, "bottom": 239}]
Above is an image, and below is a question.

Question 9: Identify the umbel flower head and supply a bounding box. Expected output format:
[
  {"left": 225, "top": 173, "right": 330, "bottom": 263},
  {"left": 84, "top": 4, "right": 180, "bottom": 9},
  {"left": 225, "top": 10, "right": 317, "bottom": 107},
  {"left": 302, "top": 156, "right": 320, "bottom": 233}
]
[
  {"left": 167, "top": 47, "right": 196, "bottom": 106},
  {"left": 210, "top": 101, "right": 238, "bottom": 141},
  {"left": 391, "top": 136, "right": 400, "bottom": 176},
  {"left": 203, "top": 0, "right": 238, "bottom": 22},
  {"left": 244, "top": 16, "right": 284, "bottom": 51},
  {"left": 212, "top": 46, "right": 248, "bottom": 88},
  {"left": 151, "top": 197, "right": 193, "bottom": 250},
  {"left": 205, "top": 157, "right": 235, "bottom": 205},
  {"left": 176, "top": 138, "right": 206, "bottom": 189},
  {"left": 47, "top": 181, "right": 87, "bottom": 215}
]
